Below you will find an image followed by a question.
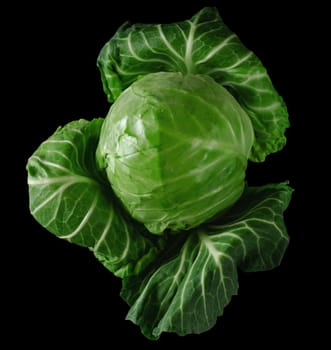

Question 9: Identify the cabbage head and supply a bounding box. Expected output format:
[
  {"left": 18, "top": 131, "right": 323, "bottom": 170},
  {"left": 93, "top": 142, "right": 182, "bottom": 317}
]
[{"left": 97, "top": 72, "right": 254, "bottom": 234}]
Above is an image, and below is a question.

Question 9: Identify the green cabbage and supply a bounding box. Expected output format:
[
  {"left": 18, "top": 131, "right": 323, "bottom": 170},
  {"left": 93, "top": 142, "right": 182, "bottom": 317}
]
[
  {"left": 97, "top": 72, "right": 254, "bottom": 234},
  {"left": 26, "top": 7, "right": 293, "bottom": 340}
]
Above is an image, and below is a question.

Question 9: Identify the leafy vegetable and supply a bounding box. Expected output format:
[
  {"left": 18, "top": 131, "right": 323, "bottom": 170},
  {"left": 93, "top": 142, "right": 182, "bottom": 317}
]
[
  {"left": 96, "top": 72, "right": 254, "bottom": 234},
  {"left": 27, "top": 7, "right": 293, "bottom": 340}
]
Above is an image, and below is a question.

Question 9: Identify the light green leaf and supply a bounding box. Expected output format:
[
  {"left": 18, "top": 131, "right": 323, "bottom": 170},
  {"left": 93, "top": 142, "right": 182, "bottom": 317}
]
[
  {"left": 121, "top": 182, "right": 293, "bottom": 339},
  {"left": 27, "top": 118, "right": 158, "bottom": 277},
  {"left": 97, "top": 6, "right": 289, "bottom": 162}
]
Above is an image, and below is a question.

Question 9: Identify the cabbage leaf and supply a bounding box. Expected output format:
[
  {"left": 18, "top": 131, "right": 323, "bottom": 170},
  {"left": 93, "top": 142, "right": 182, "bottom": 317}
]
[
  {"left": 98, "top": 7, "right": 289, "bottom": 162},
  {"left": 27, "top": 119, "right": 159, "bottom": 278},
  {"left": 122, "top": 182, "right": 292, "bottom": 339}
]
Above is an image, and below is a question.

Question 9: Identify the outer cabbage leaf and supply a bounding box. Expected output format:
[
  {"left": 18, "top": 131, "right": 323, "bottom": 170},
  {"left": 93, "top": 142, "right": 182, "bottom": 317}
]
[
  {"left": 97, "top": 6, "right": 289, "bottom": 162},
  {"left": 121, "top": 182, "right": 293, "bottom": 339},
  {"left": 26, "top": 118, "right": 158, "bottom": 277}
]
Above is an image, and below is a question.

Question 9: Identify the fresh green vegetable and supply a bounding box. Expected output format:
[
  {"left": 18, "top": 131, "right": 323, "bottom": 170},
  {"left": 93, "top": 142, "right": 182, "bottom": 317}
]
[
  {"left": 96, "top": 72, "right": 254, "bottom": 234},
  {"left": 27, "top": 7, "right": 293, "bottom": 339}
]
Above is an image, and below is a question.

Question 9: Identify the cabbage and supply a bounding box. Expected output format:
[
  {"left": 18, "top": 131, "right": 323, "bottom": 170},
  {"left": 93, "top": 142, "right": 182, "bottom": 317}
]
[
  {"left": 27, "top": 7, "right": 293, "bottom": 340},
  {"left": 97, "top": 72, "right": 254, "bottom": 233}
]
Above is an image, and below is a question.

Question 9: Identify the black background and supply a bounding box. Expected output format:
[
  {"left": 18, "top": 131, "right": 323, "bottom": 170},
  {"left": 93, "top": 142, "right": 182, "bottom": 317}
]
[{"left": 7, "top": 0, "right": 323, "bottom": 347}]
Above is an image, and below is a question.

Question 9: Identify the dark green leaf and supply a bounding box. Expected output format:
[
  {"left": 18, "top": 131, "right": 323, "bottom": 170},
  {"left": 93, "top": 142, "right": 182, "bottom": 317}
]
[
  {"left": 121, "top": 182, "right": 293, "bottom": 339},
  {"left": 97, "top": 7, "right": 289, "bottom": 161}
]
